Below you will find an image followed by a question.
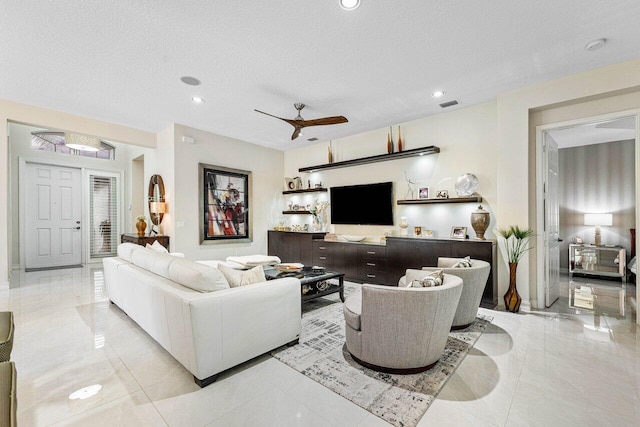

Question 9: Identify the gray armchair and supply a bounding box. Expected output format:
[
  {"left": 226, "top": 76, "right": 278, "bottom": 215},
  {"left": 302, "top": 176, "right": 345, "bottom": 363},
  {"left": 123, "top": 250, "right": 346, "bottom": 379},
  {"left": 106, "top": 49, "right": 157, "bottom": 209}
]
[
  {"left": 399, "top": 258, "right": 491, "bottom": 329},
  {"left": 343, "top": 274, "right": 462, "bottom": 373}
]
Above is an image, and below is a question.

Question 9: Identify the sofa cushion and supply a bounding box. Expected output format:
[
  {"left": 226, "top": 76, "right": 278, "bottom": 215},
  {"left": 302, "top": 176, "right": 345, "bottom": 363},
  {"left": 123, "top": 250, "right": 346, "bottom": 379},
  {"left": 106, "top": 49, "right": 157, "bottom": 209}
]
[
  {"left": 168, "top": 259, "right": 230, "bottom": 292},
  {"left": 218, "top": 264, "right": 266, "bottom": 288},
  {"left": 117, "top": 242, "right": 141, "bottom": 262},
  {"left": 131, "top": 246, "right": 160, "bottom": 271},
  {"left": 343, "top": 292, "right": 362, "bottom": 331}
]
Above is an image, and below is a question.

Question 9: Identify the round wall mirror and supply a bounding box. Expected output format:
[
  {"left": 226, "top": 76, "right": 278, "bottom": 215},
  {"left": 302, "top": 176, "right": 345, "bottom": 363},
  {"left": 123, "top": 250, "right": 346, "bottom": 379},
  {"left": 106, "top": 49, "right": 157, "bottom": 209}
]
[{"left": 148, "top": 174, "right": 166, "bottom": 226}]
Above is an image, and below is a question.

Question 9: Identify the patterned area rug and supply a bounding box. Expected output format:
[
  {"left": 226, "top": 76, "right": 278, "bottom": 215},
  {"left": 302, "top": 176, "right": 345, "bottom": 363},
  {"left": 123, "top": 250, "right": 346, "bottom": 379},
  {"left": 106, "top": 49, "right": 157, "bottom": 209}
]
[{"left": 272, "top": 284, "right": 492, "bottom": 427}]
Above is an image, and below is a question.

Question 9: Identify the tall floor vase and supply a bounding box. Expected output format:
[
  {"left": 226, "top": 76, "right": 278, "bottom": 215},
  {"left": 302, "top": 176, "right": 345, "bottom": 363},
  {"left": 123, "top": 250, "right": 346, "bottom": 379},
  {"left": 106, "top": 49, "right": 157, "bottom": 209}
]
[{"left": 504, "top": 262, "right": 522, "bottom": 313}]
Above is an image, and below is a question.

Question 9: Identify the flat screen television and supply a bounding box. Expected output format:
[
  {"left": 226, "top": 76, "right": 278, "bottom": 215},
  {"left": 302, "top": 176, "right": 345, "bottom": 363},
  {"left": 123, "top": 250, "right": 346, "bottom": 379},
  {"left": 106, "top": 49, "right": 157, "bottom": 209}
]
[{"left": 330, "top": 182, "right": 393, "bottom": 225}]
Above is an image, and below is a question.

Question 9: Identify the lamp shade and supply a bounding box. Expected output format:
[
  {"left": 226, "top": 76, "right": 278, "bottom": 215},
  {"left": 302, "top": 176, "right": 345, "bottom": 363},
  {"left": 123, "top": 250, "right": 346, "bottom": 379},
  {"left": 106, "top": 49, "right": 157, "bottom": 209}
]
[
  {"left": 149, "top": 201, "right": 167, "bottom": 214},
  {"left": 65, "top": 133, "right": 102, "bottom": 152},
  {"left": 584, "top": 213, "right": 612, "bottom": 226}
]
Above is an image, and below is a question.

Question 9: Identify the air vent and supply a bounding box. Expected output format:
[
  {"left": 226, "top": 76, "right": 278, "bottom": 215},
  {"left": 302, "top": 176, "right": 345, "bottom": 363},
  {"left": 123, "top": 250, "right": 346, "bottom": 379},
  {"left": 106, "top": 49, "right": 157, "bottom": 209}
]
[
  {"left": 439, "top": 100, "right": 459, "bottom": 108},
  {"left": 307, "top": 137, "right": 319, "bottom": 142}
]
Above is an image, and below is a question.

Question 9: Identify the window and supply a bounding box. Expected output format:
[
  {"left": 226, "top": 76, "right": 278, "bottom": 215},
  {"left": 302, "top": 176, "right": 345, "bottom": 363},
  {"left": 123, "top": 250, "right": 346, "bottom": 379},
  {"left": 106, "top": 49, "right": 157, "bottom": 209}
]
[
  {"left": 89, "top": 175, "right": 119, "bottom": 258},
  {"left": 31, "top": 131, "right": 115, "bottom": 160}
]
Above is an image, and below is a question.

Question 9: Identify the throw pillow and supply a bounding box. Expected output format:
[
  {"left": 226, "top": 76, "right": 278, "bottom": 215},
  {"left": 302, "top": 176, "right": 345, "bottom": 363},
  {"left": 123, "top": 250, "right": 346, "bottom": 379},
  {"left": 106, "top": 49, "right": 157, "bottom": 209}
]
[
  {"left": 218, "top": 264, "right": 266, "bottom": 288},
  {"left": 146, "top": 240, "right": 169, "bottom": 253},
  {"left": 411, "top": 269, "right": 444, "bottom": 287},
  {"left": 452, "top": 256, "right": 473, "bottom": 268}
]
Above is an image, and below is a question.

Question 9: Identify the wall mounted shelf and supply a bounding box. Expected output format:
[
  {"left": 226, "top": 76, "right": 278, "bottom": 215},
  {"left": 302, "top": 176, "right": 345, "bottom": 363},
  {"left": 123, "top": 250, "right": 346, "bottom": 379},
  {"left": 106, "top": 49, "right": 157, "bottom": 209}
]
[
  {"left": 283, "top": 210, "right": 311, "bottom": 215},
  {"left": 298, "top": 146, "right": 440, "bottom": 173},
  {"left": 397, "top": 196, "right": 482, "bottom": 205},
  {"left": 282, "top": 188, "right": 327, "bottom": 195}
]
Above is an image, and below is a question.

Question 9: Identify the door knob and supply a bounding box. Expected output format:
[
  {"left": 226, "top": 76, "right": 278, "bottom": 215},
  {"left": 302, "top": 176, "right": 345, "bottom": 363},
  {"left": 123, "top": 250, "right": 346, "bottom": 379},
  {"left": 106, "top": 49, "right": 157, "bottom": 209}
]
[{"left": 74, "top": 226, "right": 81, "bottom": 230}]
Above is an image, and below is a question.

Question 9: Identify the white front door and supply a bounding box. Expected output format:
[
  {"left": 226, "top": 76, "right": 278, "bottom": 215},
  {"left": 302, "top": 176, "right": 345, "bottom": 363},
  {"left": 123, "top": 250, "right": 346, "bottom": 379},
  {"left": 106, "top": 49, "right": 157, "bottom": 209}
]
[
  {"left": 544, "top": 134, "right": 560, "bottom": 307},
  {"left": 25, "top": 163, "right": 82, "bottom": 269}
]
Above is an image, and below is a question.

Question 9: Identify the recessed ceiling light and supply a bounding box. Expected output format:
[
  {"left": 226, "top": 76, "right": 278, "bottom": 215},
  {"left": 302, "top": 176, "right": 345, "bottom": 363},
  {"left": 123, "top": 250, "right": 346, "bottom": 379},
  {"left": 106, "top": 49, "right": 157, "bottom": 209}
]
[
  {"left": 585, "top": 38, "right": 607, "bottom": 51},
  {"left": 339, "top": 0, "right": 361, "bottom": 11},
  {"left": 192, "top": 96, "right": 205, "bottom": 104},
  {"left": 431, "top": 90, "right": 445, "bottom": 98},
  {"left": 181, "top": 76, "right": 201, "bottom": 86}
]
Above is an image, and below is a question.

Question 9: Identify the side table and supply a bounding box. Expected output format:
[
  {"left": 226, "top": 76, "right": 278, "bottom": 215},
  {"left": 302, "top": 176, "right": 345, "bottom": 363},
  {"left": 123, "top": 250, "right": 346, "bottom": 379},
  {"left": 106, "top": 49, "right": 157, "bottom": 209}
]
[{"left": 121, "top": 234, "right": 170, "bottom": 250}]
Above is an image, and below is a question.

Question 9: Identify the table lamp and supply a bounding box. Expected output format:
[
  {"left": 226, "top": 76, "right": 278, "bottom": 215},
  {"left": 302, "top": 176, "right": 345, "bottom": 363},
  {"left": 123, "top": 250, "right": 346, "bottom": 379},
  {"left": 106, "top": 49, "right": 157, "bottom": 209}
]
[
  {"left": 584, "top": 213, "right": 612, "bottom": 246},
  {"left": 149, "top": 201, "right": 167, "bottom": 235}
]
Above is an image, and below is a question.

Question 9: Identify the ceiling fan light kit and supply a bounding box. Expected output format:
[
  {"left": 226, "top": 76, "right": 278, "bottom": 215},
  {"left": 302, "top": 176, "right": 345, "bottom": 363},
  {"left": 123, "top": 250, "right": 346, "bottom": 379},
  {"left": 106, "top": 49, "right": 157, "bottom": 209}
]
[
  {"left": 65, "top": 133, "right": 102, "bottom": 152},
  {"left": 255, "top": 103, "right": 348, "bottom": 141}
]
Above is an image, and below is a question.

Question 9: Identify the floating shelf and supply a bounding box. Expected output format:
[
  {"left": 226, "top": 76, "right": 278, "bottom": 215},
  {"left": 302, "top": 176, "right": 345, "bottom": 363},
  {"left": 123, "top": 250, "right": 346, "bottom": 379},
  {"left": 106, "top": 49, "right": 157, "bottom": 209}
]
[
  {"left": 397, "top": 196, "right": 483, "bottom": 205},
  {"left": 282, "top": 187, "right": 328, "bottom": 195},
  {"left": 299, "top": 146, "right": 440, "bottom": 173},
  {"left": 283, "top": 210, "right": 311, "bottom": 214}
]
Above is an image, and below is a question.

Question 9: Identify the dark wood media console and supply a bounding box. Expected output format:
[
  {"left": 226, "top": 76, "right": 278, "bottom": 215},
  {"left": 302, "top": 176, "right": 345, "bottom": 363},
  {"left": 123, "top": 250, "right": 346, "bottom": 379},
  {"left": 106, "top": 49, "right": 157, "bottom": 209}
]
[{"left": 267, "top": 231, "right": 498, "bottom": 308}]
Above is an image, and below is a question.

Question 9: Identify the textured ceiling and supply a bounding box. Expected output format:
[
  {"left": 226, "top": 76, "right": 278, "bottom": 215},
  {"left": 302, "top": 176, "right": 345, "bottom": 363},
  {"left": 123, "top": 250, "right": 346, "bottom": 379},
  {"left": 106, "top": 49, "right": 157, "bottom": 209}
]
[{"left": 1, "top": 1, "right": 640, "bottom": 150}]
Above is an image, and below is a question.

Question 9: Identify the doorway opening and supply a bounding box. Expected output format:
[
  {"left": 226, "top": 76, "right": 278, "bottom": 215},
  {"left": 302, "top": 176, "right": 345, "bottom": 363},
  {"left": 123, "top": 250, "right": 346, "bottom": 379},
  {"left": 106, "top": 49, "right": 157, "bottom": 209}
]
[{"left": 537, "top": 112, "right": 638, "bottom": 314}]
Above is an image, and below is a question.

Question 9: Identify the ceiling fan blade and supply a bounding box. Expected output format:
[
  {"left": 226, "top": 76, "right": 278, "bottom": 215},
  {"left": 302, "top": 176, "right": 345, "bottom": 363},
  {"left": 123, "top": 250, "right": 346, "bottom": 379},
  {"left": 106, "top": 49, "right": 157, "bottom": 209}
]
[
  {"left": 291, "top": 127, "right": 301, "bottom": 140},
  {"left": 299, "top": 116, "right": 348, "bottom": 127},
  {"left": 254, "top": 109, "right": 297, "bottom": 126}
]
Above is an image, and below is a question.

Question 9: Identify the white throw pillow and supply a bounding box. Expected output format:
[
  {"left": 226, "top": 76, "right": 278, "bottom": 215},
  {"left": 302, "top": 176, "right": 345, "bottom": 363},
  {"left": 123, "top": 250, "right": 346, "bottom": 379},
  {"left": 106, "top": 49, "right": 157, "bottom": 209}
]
[
  {"left": 452, "top": 256, "right": 473, "bottom": 268},
  {"left": 168, "top": 259, "right": 230, "bottom": 292},
  {"left": 146, "top": 240, "right": 169, "bottom": 253},
  {"left": 411, "top": 269, "right": 444, "bottom": 287},
  {"left": 218, "top": 264, "right": 267, "bottom": 288},
  {"left": 225, "top": 255, "right": 281, "bottom": 268}
]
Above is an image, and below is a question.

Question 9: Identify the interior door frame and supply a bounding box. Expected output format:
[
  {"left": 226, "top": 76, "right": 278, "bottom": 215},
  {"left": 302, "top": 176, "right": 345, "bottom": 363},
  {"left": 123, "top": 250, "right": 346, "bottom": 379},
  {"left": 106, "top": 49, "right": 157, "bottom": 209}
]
[{"left": 535, "top": 109, "right": 640, "bottom": 311}]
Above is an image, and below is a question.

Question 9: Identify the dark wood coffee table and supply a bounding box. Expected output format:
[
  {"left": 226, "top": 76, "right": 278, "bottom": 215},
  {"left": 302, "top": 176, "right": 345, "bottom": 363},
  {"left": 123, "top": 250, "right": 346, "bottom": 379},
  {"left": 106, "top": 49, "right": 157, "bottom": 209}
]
[{"left": 264, "top": 267, "right": 345, "bottom": 303}]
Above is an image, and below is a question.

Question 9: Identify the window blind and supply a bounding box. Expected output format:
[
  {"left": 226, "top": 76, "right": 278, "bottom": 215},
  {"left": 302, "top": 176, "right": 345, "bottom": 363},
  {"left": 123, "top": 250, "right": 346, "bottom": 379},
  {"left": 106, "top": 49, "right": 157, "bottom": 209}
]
[{"left": 89, "top": 175, "right": 118, "bottom": 258}]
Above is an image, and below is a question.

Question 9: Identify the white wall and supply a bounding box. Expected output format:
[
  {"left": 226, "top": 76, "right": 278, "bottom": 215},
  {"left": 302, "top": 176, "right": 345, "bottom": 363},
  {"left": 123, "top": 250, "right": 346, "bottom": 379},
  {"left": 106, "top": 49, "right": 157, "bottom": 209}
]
[
  {"left": 559, "top": 140, "right": 635, "bottom": 269},
  {"left": 284, "top": 102, "right": 498, "bottom": 240},
  {"left": 170, "top": 124, "right": 284, "bottom": 260}
]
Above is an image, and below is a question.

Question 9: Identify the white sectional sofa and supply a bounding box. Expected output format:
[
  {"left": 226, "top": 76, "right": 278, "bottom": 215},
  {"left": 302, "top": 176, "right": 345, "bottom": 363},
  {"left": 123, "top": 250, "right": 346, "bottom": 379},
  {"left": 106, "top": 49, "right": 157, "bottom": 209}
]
[{"left": 103, "top": 243, "right": 302, "bottom": 387}]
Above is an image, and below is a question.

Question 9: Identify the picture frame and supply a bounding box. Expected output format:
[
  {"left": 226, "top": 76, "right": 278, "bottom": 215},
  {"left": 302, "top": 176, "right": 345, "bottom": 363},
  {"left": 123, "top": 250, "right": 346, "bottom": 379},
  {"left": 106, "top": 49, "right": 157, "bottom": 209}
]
[
  {"left": 419, "top": 187, "right": 429, "bottom": 199},
  {"left": 199, "top": 163, "right": 252, "bottom": 243},
  {"left": 414, "top": 226, "right": 422, "bottom": 236},
  {"left": 436, "top": 190, "right": 449, "bottom": 199},
  {"left": 450, "top": 226, "right": 467, "bottom": 239},
  {"left": 421, "top": 229, "right": 434, "bottom": 238}
]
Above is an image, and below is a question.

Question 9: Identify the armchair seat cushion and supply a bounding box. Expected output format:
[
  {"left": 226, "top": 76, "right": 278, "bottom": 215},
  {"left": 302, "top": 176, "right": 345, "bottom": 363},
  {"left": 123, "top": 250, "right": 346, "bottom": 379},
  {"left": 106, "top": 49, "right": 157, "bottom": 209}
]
[
  {"left": 0, "top": 312, "right": 14, "bottom": 362},
  {"left": 343, "top": 292, "right": 362, "bottom": 331}
]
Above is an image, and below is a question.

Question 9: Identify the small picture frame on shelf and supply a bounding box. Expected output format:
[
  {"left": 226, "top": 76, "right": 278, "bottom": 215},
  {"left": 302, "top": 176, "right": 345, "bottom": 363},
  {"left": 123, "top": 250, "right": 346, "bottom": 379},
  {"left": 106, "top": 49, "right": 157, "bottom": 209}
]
[
  {"left": 419, "top": 187, "right": 429, "bottom": 199},
  {"left": 451, "top": 226, "right": 467, "bottom": 239},
  {"left": 421, "top": 229, "right": 434, "bottom": 238},
  {"left": 414, "top": 226, "right": 422, "bottom": 236},
  {"left": 284, "top": 178, "right": 296, "bottom": 191},
  {"left": 436, "top": 190, "right": 449, "bottom": 199}
]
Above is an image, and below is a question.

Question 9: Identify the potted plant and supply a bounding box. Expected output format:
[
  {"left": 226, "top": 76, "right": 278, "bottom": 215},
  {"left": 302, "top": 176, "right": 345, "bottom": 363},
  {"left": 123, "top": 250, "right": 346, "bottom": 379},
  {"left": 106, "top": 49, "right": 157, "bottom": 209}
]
[{"left": 496, "top": 225, "right": 534, "bottom": 313}]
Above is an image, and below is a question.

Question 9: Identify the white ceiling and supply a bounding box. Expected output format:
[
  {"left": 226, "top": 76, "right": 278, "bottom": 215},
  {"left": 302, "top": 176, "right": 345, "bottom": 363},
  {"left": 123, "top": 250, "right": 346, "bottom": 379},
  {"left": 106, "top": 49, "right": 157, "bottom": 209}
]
[{"left": 2, "top": 1, "right": 640, "bottom": 151}]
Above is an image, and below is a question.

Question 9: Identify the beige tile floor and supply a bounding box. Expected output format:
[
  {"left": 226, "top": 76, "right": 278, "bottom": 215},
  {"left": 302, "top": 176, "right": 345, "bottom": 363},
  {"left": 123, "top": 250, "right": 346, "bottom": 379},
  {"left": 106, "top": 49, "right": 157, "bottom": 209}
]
[{"left": 2, "top": 266, "right": 639, "bottom": 426}]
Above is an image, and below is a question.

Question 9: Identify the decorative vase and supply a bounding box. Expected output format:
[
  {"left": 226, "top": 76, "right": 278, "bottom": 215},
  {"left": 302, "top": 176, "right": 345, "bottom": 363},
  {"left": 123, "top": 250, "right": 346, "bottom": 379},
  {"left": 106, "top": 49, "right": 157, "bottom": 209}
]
[
  {"left": 387, "top": 132, "right": 394, "bottom": 154},
  {"left": 136, "top": 218, "right": 147, "bottom": 237},
  {"left": 399, "top": 216, "right": 408, "bottom": 236},
  {"left": 397, "top": 126, "right": 403, "bottom": 152},
  {"left": 328, "top": 141, "right": 333, "bottom": 163},
  {"left": 504, "top": 262, "right": 522, "bottom": 313},
  {"left": 471, "top": 205, "right": 490, "bottom": 240}
]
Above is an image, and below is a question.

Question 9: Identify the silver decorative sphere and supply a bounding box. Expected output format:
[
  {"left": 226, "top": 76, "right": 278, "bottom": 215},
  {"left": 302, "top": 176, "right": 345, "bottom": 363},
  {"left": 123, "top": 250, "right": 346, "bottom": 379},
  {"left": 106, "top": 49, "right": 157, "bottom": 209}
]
[{"left": 455, "top": 173, "right": 479, "bottom": 196}]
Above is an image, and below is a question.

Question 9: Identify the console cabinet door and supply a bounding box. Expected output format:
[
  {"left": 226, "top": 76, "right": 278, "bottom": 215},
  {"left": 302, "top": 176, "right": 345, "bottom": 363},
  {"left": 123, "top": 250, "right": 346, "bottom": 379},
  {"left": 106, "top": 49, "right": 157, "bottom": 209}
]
[
  {"left": 268, "top": 231, "right": 325, "bottom": 266},
  {"left": 386, "top": 238, "right": 451, "bottom": 284}
]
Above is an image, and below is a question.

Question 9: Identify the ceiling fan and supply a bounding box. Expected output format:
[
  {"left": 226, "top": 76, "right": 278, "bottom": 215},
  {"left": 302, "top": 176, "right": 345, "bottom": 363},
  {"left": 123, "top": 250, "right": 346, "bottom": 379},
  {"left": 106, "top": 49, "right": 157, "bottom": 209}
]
[{"left": 255, "top": 103, "right": 348, "bottom": 140}]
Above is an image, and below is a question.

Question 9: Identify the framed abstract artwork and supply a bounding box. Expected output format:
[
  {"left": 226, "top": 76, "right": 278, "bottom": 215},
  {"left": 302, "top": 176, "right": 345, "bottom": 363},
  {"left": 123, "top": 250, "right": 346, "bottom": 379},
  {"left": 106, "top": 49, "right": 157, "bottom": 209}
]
[{"left": 199, "top": 164, "right": 252, "bottom": 243}]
